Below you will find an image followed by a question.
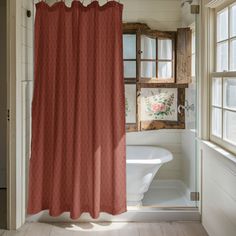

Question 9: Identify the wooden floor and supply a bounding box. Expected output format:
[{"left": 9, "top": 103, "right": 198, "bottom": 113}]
[{"left": 0, "top": 222, "right": 208, "bottom": 236}]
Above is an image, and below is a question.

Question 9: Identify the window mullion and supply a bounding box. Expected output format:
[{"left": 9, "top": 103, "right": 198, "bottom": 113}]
[
  {"left": 221, "top": 77, "right": 224, "bottom": 139},
  {"left": 228, "top": 6, "right": 230, "bottom": 71},
  {"left": 211, "top": 71, "right": 236, "bottom": 77}
]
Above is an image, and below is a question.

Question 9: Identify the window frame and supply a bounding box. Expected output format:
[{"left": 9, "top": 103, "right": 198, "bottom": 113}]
[
  {"left": 139, "top": 31, "right": 176, "bottom": 83},
  {"left": 123, "top": 23, "right": 188, "bottom": 132},
  {"left": 123, "top": 32, "right": 137, "bottom": 84},
  {"left": 210, "top": 1, "right": 236, "bottom": 154},
  {"left": 123, "top": 29, "right": 139, "bottom": 131}
]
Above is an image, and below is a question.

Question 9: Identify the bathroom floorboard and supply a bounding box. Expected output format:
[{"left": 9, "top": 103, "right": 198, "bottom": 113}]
[{"left": 1, "top": 222, "right": 208, "bottom": 236}]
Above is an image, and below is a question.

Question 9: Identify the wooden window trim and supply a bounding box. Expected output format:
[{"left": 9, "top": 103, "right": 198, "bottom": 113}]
[
  {"left": 139, "top": 30, "right": 176, "bottom": 83},
  {"left": 176, "top": 27, "right": 192, "bottom": 84}
]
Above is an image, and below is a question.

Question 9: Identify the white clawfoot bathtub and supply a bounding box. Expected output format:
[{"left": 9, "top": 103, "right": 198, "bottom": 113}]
[{"left": 126, "top": 145, "right": 173, "bottom": 206}]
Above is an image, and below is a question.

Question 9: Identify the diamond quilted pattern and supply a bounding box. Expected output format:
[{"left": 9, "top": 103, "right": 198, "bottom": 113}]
[{"left": 28, "top": 0, "right": 126, "bottom": 219}]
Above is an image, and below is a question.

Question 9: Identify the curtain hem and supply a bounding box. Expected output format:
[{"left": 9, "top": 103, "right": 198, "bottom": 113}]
[{"left": 27, "top": 206, "right": 127, "bottom": 219}]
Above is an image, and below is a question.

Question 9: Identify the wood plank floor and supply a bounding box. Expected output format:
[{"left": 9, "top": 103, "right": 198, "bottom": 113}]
[{"left": 0, "top": 222, "right": 208, "bottom": 236}]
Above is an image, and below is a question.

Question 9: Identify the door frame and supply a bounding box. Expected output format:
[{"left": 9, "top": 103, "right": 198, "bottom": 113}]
[{"left": 6, "top": 0, "right": 25, "bottom": 230}]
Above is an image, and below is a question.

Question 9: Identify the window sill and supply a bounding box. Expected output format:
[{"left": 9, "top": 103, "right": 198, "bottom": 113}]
[{"left": 200, "top": 140, "right": 236, "bottom": 165}]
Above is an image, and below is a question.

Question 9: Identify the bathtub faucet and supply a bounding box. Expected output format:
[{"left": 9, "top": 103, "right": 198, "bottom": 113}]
[{"left": 177, "top": 100, "right": 194, "bottom": 114}]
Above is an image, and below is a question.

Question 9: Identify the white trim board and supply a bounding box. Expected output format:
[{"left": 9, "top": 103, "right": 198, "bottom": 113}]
[
  {"left": 6, "top": 0, "right": 25, "bottom": 230},
  {"left": 201, "top": 141, "right": 236, "bottom": 165},
  {"left": 26, "top": 209, "right": 200, "bottom": 223}
]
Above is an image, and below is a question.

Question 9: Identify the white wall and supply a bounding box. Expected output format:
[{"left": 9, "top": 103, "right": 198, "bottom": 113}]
[
  {"left": 201, "top": 142, "right": 236, "bottom": 236},
  {"left": 61, "top": 0, "right": 182, "bottom": 31},
  {"left": 0, "top": 0, "right": 7, "bottom": 188},
  {"left": 122, "top": 0, "right": 182, "bottom": 31}
]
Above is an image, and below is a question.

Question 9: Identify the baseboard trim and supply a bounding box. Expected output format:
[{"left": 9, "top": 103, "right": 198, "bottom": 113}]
[{"left": 26, "top": 208, "right": 200, "bottom": 223}]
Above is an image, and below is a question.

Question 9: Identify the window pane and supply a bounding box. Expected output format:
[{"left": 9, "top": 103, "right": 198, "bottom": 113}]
[
  {"left": 124, "top": 61, "right": 136, "bottom": 78},
  {"left": 125, "top": 84, "right": 136, "bottom": 123},
  {"left": 230, "top": 4, "right": 236, "bottom": 37},
  {"left": 217, "top": 41, "right": 228, "bottom": 72},
  {"left": 217, "top": 8, "right": 228, "bottom": 42},
  {"left": 223, "top": 78, "right": 236, "bottom": 109},
  {"left": 230, "top": 39, "right": 236, "bottom": 71},
  {"left": 158, "top": 62, "right": 172, "bottom": 78},
  {"left": 123, "top": 34, "right": 136, "bottom": 59},
  {"left": 141, "top": 35, "right": 156, "bottom": 60},
  {"left": 158, "top": 39, "right": 172, "bottom": 60},
  {"left": 224, "top": 110, "right": 236, "bottom": 144},
  {"left": 141, "top": 61, "right": 156, "bottom": 78},
  {"left": 212, "top": 107, "right": 222, "bottom": 137},
  {"left": 212, "top": 78, "right": 222, "bottom": 106}
]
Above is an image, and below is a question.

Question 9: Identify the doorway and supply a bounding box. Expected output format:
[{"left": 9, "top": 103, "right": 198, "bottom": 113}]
[{"left": 0, "top": 0, "right": 7, "bottom": 230}]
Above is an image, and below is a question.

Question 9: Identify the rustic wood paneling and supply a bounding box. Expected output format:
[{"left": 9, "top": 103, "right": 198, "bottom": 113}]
[
  {"left": 138, "top": 83, "right": 188, "bottom": 88},
  {"left": 176, "top": 28, "right": 192, "bottom": 84},
  {"left": 123, "top": 23, "right": 150, "bottom": 33}
]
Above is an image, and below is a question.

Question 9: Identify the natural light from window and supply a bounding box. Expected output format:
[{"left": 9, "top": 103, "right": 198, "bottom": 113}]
[{"left": 211, "top": 2, "right": 236, "bottom": 150}]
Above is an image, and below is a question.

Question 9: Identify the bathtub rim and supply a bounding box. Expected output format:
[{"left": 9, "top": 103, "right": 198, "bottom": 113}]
[{"left": 126, "top": 145, "right": 173, "bottom": 164}]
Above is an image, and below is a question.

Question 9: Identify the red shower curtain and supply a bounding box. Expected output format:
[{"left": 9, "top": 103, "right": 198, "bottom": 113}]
[{"left": 28, "top": 0, "right": 126, "bottom": 219}]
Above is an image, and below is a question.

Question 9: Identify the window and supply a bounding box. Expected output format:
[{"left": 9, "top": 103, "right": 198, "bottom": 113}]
[
  {"left": 123, "top": 23, "right": 192, "bottom": 132},
  {"left": 123, "top": 32, "right": 138, "bottom": 130},
  {"left": 123, "top": 34, "right": 137, "bottom": 81},
  {"left": 210, "top": 2, "right": 236, "bottom": 153},
  {"left": 140, "top": 34, "right": 174, "bottom": 82}
]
